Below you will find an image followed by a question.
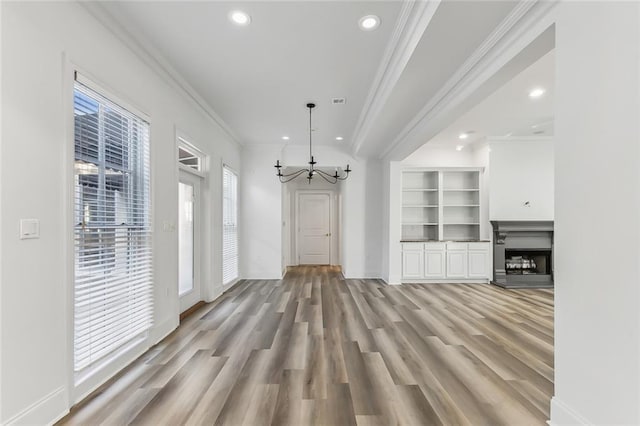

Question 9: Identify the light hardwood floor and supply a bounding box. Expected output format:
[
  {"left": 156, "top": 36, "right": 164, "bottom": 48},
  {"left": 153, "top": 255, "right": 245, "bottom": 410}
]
[{"left": 59, "top": 266, "right": 554, "bottom": 426}]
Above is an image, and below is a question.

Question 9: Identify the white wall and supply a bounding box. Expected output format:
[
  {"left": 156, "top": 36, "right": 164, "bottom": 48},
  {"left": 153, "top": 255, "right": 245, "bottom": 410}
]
[
  {"left": 241, "top": 143, "right": 382, "bottom": 279},
  {"left": 551, "top": 2, "right": 640, "bottom": 424},
  {"left": 0, "top": 2, "right": 240, "bottom": 424},
  {"left": 489, "top": 138, "right": 554, "bottom": 221},
  {"left": 240, "top": 144, "right": 285, "bottom": 279}
]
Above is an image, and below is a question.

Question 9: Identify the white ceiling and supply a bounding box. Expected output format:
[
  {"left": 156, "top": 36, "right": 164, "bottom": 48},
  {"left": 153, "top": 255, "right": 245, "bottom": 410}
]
[
  {"left": 96, "top": 0, "right": 527, "bottom": 157},
  {"left": 414, "top": 48, "right": 554, "bottom": 154}
]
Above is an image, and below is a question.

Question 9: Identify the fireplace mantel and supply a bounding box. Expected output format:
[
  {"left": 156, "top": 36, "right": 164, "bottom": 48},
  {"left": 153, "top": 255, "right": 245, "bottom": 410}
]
[{"left": 491, "top": 220, "right": 554, "bottom": 289}]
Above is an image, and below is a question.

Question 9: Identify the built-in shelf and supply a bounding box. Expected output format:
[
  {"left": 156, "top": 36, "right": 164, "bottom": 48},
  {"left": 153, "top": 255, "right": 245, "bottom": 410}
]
[{"left": 402, "top": 169, "right": 482, "bottom": 241}]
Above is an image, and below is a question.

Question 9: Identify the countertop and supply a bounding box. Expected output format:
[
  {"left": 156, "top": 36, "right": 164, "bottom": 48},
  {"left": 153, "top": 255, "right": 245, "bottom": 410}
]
[{"left": 400, "top": 239, "right": 491, "bottom": 243}]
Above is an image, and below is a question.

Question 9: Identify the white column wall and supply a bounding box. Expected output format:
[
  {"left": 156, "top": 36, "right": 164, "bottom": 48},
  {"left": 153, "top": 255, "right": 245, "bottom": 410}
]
[{"left": 551, "top": 2, "right": 640, "bottom": 424}]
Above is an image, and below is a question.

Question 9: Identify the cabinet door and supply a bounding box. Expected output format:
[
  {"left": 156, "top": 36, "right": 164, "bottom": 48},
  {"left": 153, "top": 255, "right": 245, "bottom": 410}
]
[
  {"left": 402, "top": 250, "right": 424, "bottom": 279},
  {"left": 424, "top": 250, "right": 445, "bottom": 278},
  {"left": 468, "top": 250, "right": 489, "bottom": 278},
  {"left": 446, "top": 250, "right": 468, "bottom": 278}
]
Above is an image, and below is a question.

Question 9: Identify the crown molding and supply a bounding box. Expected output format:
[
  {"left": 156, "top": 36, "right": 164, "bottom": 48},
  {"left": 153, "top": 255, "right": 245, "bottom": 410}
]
[
  {"left": 487, "top": 135, "right": 553, "bottom": 144},
  {"left": 350, "top": 0, "right": 441, "bottom": 157},
  {"left": 80, "top": 2, "right": 243, "bottom": 147},
  {"left": 381, "top": 0, "right": 558, "bottom": 160}
]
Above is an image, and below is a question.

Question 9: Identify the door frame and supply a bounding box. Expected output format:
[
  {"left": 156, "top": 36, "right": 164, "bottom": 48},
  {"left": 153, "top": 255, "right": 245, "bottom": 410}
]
[
  {"left": 178, "top": 169, "right": 203, "bottom": 313},
  {"left": 294, "top": 190, "right": 336, "bottom": 265}
]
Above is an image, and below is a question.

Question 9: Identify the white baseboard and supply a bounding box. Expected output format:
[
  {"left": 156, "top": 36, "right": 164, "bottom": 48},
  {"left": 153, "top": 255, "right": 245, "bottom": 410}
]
[
  {"left": 243, "top": 271, "right": 282, "bottom": 280},
  {"left": 5, "top": 386, "right": 68, "bottom": 426},
  {"left": 402, "top": 279, "right": 490, "bottom": 284},
  {"left": 152, "top": 316, "right": 179, "bottom": 345},
  {"left": 549, "top": 397, "right": 591, "bottom": 425}
]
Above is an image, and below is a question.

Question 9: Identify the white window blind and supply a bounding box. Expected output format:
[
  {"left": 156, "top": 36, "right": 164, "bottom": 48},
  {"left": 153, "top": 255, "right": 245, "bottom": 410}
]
[
  {"left": 73, "top": 76, "right": 153, "bottom": 372},
  {"left": 222, "top": 166, "right": 238, "bottom": 284}
]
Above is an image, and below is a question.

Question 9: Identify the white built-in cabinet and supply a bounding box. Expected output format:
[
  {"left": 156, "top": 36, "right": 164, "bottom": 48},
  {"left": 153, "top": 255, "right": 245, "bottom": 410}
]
[
  {"left": 402, "top": 169, "right": 481, "bottom": 241},
  {"left": 401, "top": 242, "right": 491, "bottom": 283},
  {"left": 424, "top": 243, "right": 446, "bottom": 278},
  {"left": 401, "top": 245, "right": 424, "bottom": 279},
  {"left": 401, "top": 168, "right": 490, "bottom": 283}
]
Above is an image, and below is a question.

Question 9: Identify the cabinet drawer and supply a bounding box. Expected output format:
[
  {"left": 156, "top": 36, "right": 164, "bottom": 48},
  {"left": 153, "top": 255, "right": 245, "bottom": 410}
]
[
  {"left": 424, "top": 242, "right": 446, "bottom": 251},
  {"left": 468, "top": 242, "right": 490, "bottom": 251},
  {"left": 402, "top": 243, "right": 424, "bottom": 251},
  {"left": 446, "top": 242, "right": 467, "bottom": 251}
]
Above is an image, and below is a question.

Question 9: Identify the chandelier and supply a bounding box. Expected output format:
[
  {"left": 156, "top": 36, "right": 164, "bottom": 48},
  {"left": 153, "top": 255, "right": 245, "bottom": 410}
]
[{"left": 274, "top": 103, "right": 352, "bottom": 184}]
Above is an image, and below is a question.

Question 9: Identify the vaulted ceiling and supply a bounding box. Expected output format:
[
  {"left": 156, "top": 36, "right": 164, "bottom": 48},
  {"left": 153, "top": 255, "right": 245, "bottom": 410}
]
[{"left": 92, "top": 1, "right": 548, "bottom": 160}]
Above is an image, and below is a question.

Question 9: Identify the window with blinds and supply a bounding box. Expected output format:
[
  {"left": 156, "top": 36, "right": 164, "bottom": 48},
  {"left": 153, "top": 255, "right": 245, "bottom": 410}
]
[
  {"left": 222, "top": 166, "right": 238, "bottom": 285},
  {"left": 73, "top": 75, "right": 153, "bottom": 373}
]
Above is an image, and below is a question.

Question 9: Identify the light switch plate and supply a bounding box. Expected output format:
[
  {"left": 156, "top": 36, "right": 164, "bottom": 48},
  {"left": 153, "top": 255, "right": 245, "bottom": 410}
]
[{"left": 20, "top": 219, "right": 40, "bottom": 239}]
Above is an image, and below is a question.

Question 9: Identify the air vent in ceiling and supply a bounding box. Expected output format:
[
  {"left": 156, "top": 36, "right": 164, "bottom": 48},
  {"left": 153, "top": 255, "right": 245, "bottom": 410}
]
[{"left": 331, "top": 98, "right": 346, "bottom": 105}]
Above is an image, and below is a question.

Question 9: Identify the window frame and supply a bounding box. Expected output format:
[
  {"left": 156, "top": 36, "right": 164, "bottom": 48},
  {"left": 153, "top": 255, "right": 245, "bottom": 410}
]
[
  {"left": 71, "top": 71, "right": 154, "bottom": 381},
  {"left": 222, "top": 163, "right": 239, "bottom": 286}
]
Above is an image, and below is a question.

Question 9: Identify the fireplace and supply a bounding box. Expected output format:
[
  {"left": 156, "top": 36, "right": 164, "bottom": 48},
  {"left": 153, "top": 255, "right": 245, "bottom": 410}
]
[{"left": 491, "top": 221, "right": 553, "bottom": 288}]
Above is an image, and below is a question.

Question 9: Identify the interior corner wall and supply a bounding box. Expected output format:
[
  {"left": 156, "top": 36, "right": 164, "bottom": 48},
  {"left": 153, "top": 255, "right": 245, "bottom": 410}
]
[
  {"left": 1, "top": 2, "right": 240, "bottom": 424},
  {"left": 241, "top": 144, "right": 383, "bottom": 279},
  {"left": 386, "top": 161, "right": 403, "bottom": 284},
  {"left": 551, "top": 2, "right": 640, "bottom": 424}
]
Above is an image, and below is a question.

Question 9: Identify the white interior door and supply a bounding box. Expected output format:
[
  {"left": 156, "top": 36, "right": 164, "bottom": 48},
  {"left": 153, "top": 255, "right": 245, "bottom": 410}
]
[
  {"left": 179, "top": 172, "right": 201, "bottom": 312},
  {"left": 297, "top": 192, "right": 331, "bottom": 265}
]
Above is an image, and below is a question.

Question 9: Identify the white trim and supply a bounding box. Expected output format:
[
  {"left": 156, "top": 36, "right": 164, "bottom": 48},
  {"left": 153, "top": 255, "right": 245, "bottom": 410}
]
[
  {"left": 4, "top": 387, "right": 68, "bottom": 426},
  {"left": 66, "top": 58, "right": 157, "bottom": 403},
  {"left": 178, "top": 171, "right": 203, "bottom": 313},
  {"left": 401, "top": 166, "right": 485, "bottom": 173},
  {"left": 351, "top": 0, "right": 441, "bottom": 156},
  {"left": 79, "top": 2, "right": 242, "bottom": 147},
  {"left": 73, "top": 335, "right": 149, "bottom": 404},
  {"left": 381, "top": 0, "right": 558, "bottom": 160},
  {"left": 74, "top": 71, "right": 150, "bottom": 123},
  {"left": 401, "top": 279, "right": 490, "bottom": 284},
  {"left": 176, "top": 130, "right": 208, "bottom": 177},
  {"left": 221, "top": 163, "right": 239, "bottom": 285},
  {"left": 62, "top": 54, "right": 77, "bottom": 414},
  {"left": 179, "top": 163, "right": 207, "bottom": 179},
  {"left": 549, "top": 397, "right": 592, "bottom": 425},
  {"left": 295, "top": 190, "right": 335, "bottom": 266}
]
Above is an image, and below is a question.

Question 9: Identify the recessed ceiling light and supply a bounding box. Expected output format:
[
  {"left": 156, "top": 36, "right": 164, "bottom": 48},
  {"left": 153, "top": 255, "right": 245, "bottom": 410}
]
[
  {"left": 529, "top": 87, "right": 546, "bottom": 99},
  {"left": 281, "top": 136, "right": 290, "bottom": 140},
  {"left": 229, "top": 10, "right": 251, "bottom": 26},
  {"left": 459, "top": 133, "right": 469, "bottom": 140},
  {"left": 456, "top": 145, "right": 464, "bottom": 151},
  {"left": 335, "top": 136, "right": 344, "bottom": 141},
  {"left": 359, "top": 15, "right": 380, "bottom": 31}
]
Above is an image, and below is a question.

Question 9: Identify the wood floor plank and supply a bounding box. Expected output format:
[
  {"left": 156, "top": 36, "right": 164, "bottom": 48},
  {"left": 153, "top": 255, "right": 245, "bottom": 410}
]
[{"left": 58, "top": 266, "right": 554, "bottom": 426}]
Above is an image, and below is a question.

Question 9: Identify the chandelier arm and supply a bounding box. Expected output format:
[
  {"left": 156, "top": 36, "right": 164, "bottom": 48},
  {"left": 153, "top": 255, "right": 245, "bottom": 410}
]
[
  {"left": 314, "top": 169, "right": 339, "bottom": 184},
  {"left": 279, "top": 169, "right": 309, "bottom": 183},
  {"left": 279, "top": 168, "right": 309, "bottom": 178}
]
